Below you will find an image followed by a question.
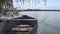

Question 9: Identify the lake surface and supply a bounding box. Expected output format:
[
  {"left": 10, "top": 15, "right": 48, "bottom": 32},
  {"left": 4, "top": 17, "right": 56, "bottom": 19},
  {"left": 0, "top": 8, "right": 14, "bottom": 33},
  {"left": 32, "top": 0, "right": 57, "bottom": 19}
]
[{"left": 20, "top": 11, "right": 60, "bottom": 34}]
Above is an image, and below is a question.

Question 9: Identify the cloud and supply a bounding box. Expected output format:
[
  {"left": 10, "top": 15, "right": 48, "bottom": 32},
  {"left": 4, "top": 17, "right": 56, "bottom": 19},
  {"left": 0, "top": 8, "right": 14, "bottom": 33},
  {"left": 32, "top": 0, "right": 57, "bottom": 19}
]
[{"left": 13, "top": 1, "right": 60, "bottom": 9}]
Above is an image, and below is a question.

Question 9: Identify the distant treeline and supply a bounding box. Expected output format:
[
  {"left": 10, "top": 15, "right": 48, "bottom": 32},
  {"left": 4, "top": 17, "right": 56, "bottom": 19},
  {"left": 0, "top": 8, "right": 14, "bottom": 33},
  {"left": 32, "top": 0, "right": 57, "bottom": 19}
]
[{"left": 6, "top": 9, "right": 60, "bottom": 11}]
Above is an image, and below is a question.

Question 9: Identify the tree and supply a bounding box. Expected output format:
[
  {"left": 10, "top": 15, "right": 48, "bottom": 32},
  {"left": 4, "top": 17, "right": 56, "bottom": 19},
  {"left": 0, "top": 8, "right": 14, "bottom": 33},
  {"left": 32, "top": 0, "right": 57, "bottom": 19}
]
[
  {"left": 0, "top": 0, "right": 19, "bottom": 17},
  {"left": 0, "top": 0, "right": 6, "bottom": 12},
  {"left": 0, "top": 0, "right": 7, "bottom": 16}
]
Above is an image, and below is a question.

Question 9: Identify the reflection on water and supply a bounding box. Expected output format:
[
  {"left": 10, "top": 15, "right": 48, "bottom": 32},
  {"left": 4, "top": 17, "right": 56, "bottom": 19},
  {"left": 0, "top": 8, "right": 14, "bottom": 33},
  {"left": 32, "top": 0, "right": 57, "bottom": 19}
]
[{"left": 13, "top": 11, "right": 60, "bottom": 34}]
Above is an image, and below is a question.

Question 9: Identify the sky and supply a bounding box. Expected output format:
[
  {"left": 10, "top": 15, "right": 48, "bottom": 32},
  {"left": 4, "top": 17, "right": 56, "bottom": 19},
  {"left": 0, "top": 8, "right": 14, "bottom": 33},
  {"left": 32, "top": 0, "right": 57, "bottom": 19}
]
[{"left": 13, "top": 0, "right": 60, "bottom": 10}]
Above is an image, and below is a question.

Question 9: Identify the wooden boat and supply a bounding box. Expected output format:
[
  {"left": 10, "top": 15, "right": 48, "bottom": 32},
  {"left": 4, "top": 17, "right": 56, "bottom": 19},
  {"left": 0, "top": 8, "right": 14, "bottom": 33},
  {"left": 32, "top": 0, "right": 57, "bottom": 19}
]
[{"left": 0, "top": 15, "right": 38, "bottom": 34}]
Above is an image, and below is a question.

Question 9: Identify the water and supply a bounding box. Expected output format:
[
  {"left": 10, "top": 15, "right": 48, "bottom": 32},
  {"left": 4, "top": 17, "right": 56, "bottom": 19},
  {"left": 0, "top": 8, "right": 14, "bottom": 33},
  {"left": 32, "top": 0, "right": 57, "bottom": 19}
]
[{"left": 39, "top": 12, "right": 60, "bottom": 34}]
